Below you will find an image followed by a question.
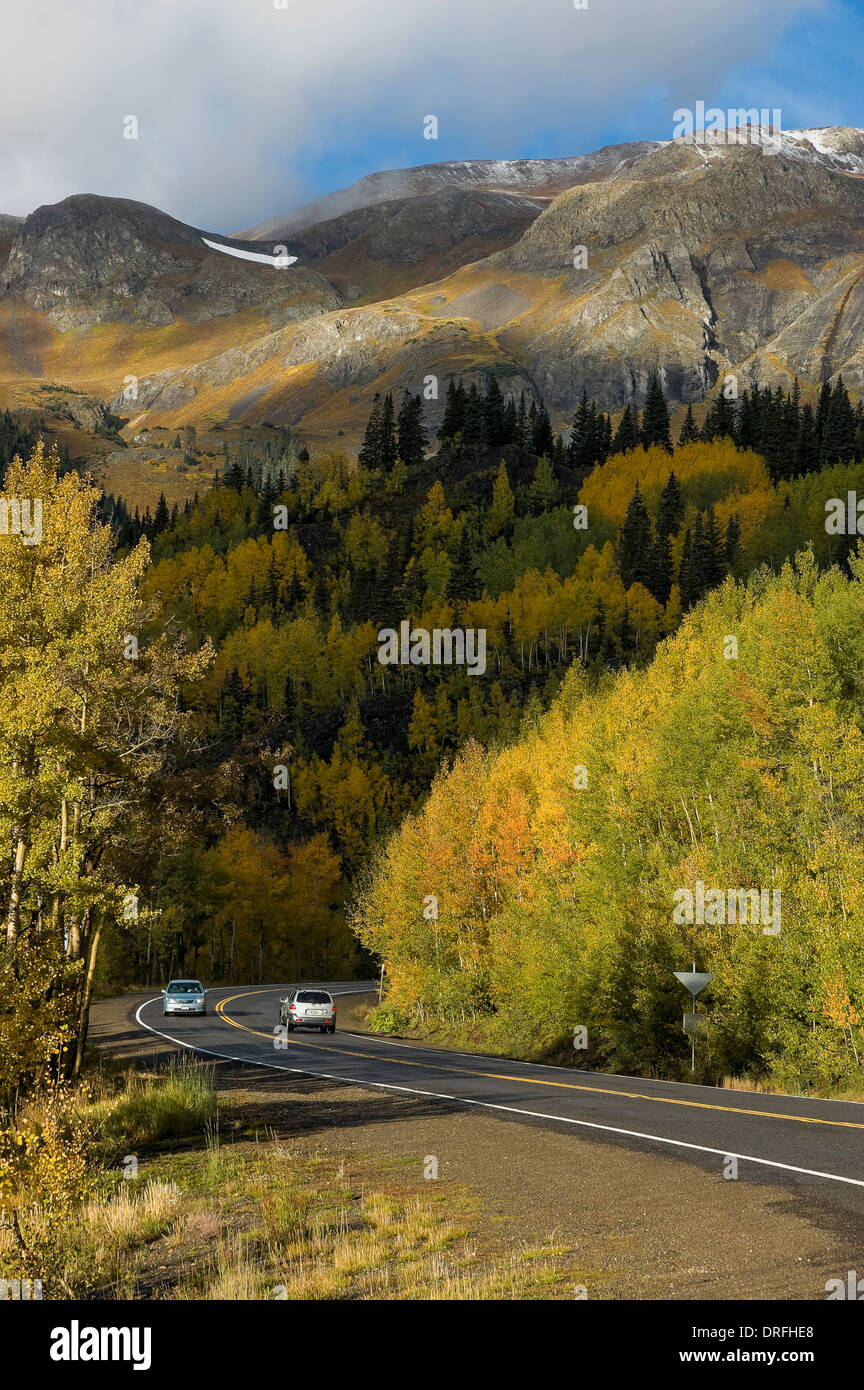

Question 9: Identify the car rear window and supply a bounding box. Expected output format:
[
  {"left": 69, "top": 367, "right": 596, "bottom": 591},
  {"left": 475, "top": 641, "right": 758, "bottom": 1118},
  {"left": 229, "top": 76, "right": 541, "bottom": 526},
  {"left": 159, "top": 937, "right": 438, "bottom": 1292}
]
[{"left": 296, "top": 991, "right": 331, "bottom": 1003}]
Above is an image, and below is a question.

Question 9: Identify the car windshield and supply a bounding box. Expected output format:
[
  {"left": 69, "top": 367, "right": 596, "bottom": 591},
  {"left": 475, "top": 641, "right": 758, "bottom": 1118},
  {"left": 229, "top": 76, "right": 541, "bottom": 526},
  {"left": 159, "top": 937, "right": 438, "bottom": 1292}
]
[
  {"left": 167, "top": 982, "right": 202, "bottom": 994},
  {"left": 296, "top": 991, "right": 330, "bottom": 1003}
]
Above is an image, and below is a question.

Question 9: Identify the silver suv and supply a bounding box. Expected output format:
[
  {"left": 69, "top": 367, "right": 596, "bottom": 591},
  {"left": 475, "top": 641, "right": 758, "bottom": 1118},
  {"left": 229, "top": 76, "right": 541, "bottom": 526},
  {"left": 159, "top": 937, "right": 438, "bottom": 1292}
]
[
  {"left": 162, "top": 980, "right": 207, "bottom": 1016},
  {"left": 279, "top": 988, "right": 336, "bottom": 1033}
]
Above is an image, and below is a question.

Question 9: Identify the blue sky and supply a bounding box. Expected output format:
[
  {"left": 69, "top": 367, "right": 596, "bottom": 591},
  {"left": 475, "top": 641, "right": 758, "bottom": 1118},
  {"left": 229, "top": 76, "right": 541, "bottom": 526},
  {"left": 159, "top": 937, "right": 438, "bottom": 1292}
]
[
  {"left": 2, "top": 0, "right": 862, "bottom": 231},
  {"left": 294, "top": 0, "right": 864, "bottom": 209}
]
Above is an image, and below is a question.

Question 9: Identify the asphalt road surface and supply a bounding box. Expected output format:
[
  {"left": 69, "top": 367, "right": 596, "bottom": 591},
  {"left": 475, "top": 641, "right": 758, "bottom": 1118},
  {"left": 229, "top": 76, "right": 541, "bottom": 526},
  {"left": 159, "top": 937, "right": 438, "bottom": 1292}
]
[{"left": 132, "top": 981, "right": 864, "bottom": 1215}]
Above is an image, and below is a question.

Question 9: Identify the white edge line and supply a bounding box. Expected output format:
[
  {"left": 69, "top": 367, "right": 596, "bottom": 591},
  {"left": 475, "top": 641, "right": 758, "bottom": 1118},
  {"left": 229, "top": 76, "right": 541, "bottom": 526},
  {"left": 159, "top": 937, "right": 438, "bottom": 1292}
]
[{"left": 132, "top": 999, "right": 864, "bottom": 1191}]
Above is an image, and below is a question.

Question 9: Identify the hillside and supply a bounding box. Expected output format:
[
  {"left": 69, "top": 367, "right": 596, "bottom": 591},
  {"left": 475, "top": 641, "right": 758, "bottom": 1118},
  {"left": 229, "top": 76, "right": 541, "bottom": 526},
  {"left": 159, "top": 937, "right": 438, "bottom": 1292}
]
[
  {"left": 353, "top": 550, "right": 864, "bottom": 1090},
  {"left": 2, "top": 128, "right": 864, "bottom": 487}
]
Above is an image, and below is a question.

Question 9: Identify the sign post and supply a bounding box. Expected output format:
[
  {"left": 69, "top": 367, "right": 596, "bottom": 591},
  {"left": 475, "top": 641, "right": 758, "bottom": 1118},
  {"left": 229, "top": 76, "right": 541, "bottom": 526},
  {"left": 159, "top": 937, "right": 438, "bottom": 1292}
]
[{"left": 673, "top": 962, "right": 715, "bottom": 1072}]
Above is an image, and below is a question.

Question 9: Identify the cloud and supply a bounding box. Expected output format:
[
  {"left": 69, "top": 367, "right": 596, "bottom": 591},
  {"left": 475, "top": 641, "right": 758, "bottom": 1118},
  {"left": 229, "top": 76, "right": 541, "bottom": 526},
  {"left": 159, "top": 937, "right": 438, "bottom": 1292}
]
[{"left": 0, "top": 0, "right": 823, "bottom": 231}]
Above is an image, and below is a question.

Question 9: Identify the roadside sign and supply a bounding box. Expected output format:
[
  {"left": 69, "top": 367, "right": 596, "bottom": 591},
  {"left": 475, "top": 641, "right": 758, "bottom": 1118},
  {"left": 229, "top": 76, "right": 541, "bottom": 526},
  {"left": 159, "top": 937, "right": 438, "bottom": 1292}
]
[
  {"left": 683, "top": 1012, "right": 708, "bottom": 1034},
  {"left": 674, "top": 971, "right": 715, "bottom": 997},
  {"left": 673, "top": 963, "right": 714, "bottom": 1070}
]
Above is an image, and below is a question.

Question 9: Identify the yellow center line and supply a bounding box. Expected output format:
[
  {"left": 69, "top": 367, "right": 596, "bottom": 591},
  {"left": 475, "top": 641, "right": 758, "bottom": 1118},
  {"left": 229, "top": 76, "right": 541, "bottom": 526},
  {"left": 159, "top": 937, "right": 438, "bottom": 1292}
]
[{"left": 213, "top": 989, "right": 864, "bottom": 1131}]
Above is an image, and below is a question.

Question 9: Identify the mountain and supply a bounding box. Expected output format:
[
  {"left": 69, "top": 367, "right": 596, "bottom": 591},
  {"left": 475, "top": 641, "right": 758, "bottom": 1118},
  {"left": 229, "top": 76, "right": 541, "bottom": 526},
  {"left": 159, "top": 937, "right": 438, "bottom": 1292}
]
[
  {"left": 285, "top": 187, "right": 542, "bottom": 302},
  {"left": 2, "top": 194, "right": 341, "bottom": 331},
  {"left": 480, "top": 132, "right": 864, "bottom": 408},
  {"left": 235, "top": 142, "right": 661, "bottom": 239},
  {"left": 2, "top": 128, "right": 864, "bottom": 465}
]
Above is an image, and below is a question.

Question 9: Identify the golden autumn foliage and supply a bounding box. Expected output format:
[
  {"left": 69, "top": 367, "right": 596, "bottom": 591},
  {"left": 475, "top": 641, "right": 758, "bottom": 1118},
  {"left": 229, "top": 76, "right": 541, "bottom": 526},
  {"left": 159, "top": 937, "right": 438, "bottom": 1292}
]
[
  {"left": 353, "top": 549, "right": 864, "bottom": 1088},
  {"left": 579, "top": 440, "right": 771, "bottom": 527},
  {"left": 0, "top": 443, "right": 211, "bottom": 1090}
]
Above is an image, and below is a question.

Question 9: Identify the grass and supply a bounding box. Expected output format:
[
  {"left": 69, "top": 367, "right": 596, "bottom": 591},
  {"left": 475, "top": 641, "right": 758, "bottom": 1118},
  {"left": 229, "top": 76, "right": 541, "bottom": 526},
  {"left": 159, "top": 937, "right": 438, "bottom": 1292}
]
[
  {"left": 721, "top": 1074, "right": 864, "bottom": 1103},
  {"left": 94, "top": 1057, "right": 217, "bottom": 1149},
  {"left": 0, "top": 1059, "right": 591, "bottom": 1300}
]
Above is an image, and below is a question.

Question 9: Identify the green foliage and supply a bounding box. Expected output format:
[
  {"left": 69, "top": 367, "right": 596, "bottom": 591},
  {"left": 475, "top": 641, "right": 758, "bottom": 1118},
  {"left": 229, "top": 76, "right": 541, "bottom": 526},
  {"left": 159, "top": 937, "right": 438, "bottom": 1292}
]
[{"left": 96, "top": 1058, "right": 216, "bottom": 1147}]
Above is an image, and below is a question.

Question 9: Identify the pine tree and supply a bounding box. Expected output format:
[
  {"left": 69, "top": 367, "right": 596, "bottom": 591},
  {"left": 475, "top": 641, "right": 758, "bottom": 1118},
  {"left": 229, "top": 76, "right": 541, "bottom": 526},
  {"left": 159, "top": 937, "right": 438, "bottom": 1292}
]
[
  {"left": 531, "top": 401, "right": 555, "bottom": 458},
  {"left": 462, "top": 383, "right": 488, "bottom": 458},
  {"left": 612, "top": 404, "right": 640, "bottom": 454},
  {"left": 678, "top": 404, "right": 700, "bottom": 446},
  {"left": 439, "top": 379, "right": 466, "bottom": 442},
  {"left": 379, "top": 392, "right": 398, "bottom": 472},
  {"left": 699, "top": 505, "right": 726, "bottom": 589},
  {"left": 657, "top": 471, "right": 684, "bottom": 538},
  {"left": 569, "top": 390, "right": 592, "bottom": 468},
  {"left": 397, "top": 391, "right": 426, "bottom": 468},
  {"left": 153, "top": 491, "right": 170, "bottom": 535},
  {"left": 794, "top": 403, "right": 819, "bottom": 476},
  {"left": 447, "top": 524, "right": 481, "bottom": 602},
  {"left": 617, "top": 484, "right": 653, "bottom": 589},
  {"left": 223, "top": 460, "right": 245, "bottom": 492},
  {"left": 359, "top": 393, "right": 383, "bottom": 470},
  {"left": 641, "top": 372, "right": 672, "bottom": 451},
  {"left": 701, "top": 390, "right": 736, "bottom": 443},
  {"left": 816, "top": 378, "right": 832, "bottom": 445},
  {"left": 649, "top": 530, "right": 674, "bottom": 605},
  {"left": 821, "top": 377, "right": 857, "bottom": 467},
  {"left": 484, "top": 378, "right": 508, "bottom": 447}
]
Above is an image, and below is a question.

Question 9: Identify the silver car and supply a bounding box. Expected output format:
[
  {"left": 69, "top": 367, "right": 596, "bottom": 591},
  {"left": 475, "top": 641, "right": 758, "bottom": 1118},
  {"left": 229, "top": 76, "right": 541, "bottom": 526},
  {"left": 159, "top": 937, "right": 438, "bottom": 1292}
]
[
  {"left": 162, "top": 979, "right": 207, "bottom": 1017},
  {"left": 279, "top": 988, "right": 336, "bottom": 1033}
]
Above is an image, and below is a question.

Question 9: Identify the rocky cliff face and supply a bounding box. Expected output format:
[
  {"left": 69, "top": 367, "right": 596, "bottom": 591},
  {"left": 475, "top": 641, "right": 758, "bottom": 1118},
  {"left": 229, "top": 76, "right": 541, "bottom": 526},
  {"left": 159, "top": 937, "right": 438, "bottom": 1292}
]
[
  {"left": 3, "top": 129, "right": 864, "bottom": 442},
  {"left": 2, "top": 195, "right": 341, "bottom": 330},
  {"left": 488, "top": 136, "right": 864, "bottom": 408}
]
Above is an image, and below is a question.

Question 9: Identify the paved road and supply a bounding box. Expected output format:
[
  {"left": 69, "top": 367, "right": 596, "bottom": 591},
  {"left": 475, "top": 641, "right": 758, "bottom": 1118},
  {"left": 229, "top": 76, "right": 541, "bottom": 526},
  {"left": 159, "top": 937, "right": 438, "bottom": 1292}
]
[{"left": 130, "top": 981, "right": 864, "bottom": 1213}]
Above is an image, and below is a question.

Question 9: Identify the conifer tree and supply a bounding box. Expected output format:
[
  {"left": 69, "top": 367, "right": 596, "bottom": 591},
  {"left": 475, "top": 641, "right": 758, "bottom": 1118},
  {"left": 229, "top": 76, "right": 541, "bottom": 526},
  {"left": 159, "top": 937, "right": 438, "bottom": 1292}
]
[
  {"left": 678, "top": 404, "right": 700, "bottom": 445},
  {"left": 379, "top": 392, "right": 398, "bottom": 472},
  {"left": 447, "top": 524, "right": 481, "bottom": 602},
  {"left": 612, "top": 404, "right": 640, "bottom": 454},
  {"left": 617, "top": 484, "right": 653, "bottom": 590},
  {"left": 640, "top": 372, "right": 672, "bottom": 451},
  {"left": 359, "top": 394, "right": 383, "bottom": 470},
  {"left": 657, "top": 471, "right": 684, "bottom": 538},
  {"left": 531, "top": 401, "right": 555, "bottom": 458},
  {"left": 397, "top": 391, "right": 426, "bottom": 468},
  {"left": 484, "top": 378, "right": 508, "bottom": 447},
  {"left": 650, "top": 530, "right": 675, "bottom": 605}
]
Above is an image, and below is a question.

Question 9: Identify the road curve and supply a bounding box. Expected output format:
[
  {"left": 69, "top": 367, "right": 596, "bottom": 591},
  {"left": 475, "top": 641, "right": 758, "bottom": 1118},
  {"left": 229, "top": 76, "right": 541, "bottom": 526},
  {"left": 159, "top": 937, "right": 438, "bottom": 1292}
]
[{"left": 131, "top": 982, "right": 864, "bottom": 1213}]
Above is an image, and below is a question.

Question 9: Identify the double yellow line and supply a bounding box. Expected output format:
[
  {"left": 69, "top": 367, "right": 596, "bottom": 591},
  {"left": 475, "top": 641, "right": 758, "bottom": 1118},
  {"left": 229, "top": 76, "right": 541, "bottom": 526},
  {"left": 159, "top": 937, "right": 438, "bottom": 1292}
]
[{"left": 214, "top": 988, "right": 864, "bottom": 1132}]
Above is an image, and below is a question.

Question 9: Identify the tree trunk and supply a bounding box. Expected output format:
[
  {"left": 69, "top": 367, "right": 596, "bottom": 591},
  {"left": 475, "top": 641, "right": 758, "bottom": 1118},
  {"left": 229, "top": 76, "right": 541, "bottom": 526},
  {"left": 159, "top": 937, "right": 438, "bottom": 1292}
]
[
  {"left": 5, "top": 835, "right": 28, "bottom": 948},
  {"left": 72, "top": 914, "right": 103, "bottom": 1077}
]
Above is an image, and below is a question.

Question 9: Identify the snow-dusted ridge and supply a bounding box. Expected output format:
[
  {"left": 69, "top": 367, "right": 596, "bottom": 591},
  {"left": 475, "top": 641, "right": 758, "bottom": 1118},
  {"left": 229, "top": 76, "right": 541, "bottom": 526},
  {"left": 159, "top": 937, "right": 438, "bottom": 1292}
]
[{"left": 239, "top": 129, "right": 864, "bottom": 242}]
